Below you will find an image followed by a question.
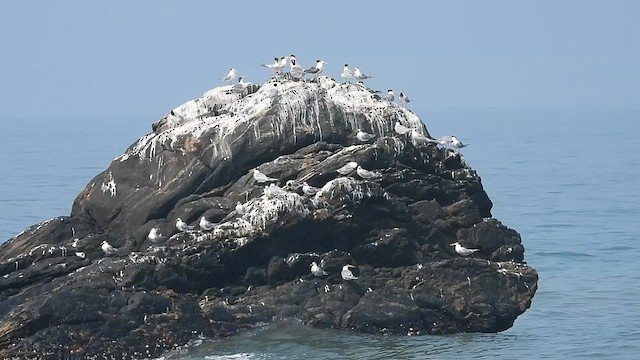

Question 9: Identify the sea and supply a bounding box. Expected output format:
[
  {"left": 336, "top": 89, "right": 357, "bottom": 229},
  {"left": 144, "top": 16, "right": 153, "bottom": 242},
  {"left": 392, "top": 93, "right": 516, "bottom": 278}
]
[{"left": 1, "top": 107, "right": 639, "bottom": 359}]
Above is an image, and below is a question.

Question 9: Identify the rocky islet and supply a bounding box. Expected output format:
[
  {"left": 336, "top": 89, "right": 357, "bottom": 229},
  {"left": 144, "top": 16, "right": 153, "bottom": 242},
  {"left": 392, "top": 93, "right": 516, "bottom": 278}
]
[{"left": 0, "top": 75, "right": 537, "bottom": 359}]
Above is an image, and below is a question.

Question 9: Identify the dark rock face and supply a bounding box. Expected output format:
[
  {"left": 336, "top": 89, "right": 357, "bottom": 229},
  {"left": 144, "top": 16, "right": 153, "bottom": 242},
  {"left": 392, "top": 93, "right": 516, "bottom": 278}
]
[{"left": 0, "top": 77, "right": 537, "bottom": 359}]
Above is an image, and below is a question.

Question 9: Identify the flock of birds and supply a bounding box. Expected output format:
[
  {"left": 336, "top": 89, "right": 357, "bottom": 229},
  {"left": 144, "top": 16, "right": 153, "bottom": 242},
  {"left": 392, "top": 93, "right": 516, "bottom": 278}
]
[
  {"left": 219, "top": 54, "right": 413, "bottom": 108},
  {"left": 96, "top": 54, "right": 477, "bottom": 282},
  {"left": 219, "top": 54, "right": 468, "bottom": 151},
  {"left": 97, "top": 164, "right": 480, "bottom": 281}
]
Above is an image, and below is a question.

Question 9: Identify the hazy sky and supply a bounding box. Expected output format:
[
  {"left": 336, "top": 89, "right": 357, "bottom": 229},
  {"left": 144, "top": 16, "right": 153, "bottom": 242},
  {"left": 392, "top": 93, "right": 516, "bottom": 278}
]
[{"left": 1, "top": 1, "right": 638, "bottom": 121}]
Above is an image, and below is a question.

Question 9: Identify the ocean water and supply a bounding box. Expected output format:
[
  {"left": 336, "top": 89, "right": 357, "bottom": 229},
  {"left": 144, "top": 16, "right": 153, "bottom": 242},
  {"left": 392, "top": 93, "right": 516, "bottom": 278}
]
[{"left": 1, "top": 108, "right": 639, "bottom": 359}]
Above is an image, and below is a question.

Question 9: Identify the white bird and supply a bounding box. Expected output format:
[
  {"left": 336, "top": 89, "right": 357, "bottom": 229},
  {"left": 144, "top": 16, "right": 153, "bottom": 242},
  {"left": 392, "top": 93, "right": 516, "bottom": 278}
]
[
  {"left": 253, "top": 169, "right": 278, "bottom": 183},
  {"left": 147, "top": 227, "right": 163, "bottom": 242},
  {"left": 176, "top": 218, "right": 194, "bottom": 232},
  {"left": 310, "top": 261, "right": 328, "bottom": 276},
  {"left": 289, "top": 56, "right": 305, "bottom": 79},
  {"left": 394, "top": 121, "right": 413, "bottom": 135},
  {"left": 341, "top": 265, "right": 358, "bottom": 280},
  {"left": 261, "top": 57, "right": 279, "bottom": 69},
  {"left": 337, "top": 161, "right": 358, "bottom": 175},
  {"left": 278, "top": 56, "right": 290, "bottom": 68},
  {"left": 304, "top": 59, "right": 327, "bottom": 78},
  {"left": 199, "top": 216, "right": 215, "bottom": 231},
  {"left": 75, "top": 251, "right": 86, "bottom": 259},
  {"left": 353, "top": 67, "right": 373, "bottom": 82},
  {"left": 261, "top": 57, "right": 287, "bottom": 76},
  {"left": 356, "top": 165, "right": 382, "bottom": 179},
  {"left": 436, "top": 135, "right": 468, "bottom": 152},
  {"left": 356, "top": 130, "right": 376, "bottom": 142},
  {"left": 71, "top": 238, "right": 79, "bottom": 248},
  {"left": 383, "top": 90, "right": 395, "bottom": 102},
  {"left": 302, "top": 182, "right": 319, "bottom": 196},
  {"left": 410, "top": 129, "right": 435, "bottom": 145},
  {"left": 448, "top": 136, "right": 467, "bottom": 151},
  {"left": 221, "top": 68, "right": 237, "bottom": 84},
  {"left": 101, "top": 241, "right": 117, "bottom": 256},
  {"left": 399, "top": 92, "right": 411, "bottom": 107},
  {"left": 341, "top": 64, "right": 353, "bottom": 83},
  {"left": 236, "top": 201, "right": 246, "bottom": 215},
  {"left": 229, "top": 77, "right": 251, "bottom": 95},
  {"left": 450, "top": 241, "right": 480, "bottom": 256}
]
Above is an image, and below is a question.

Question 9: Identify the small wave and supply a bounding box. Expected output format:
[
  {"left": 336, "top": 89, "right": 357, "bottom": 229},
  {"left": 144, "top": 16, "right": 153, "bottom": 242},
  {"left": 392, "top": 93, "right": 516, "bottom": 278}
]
[
  {"left": 204, "top": 354, "right": 255, "bottom": 360},
  {"left": 533, "top": 250, "right": 595, "bottom": 258}
]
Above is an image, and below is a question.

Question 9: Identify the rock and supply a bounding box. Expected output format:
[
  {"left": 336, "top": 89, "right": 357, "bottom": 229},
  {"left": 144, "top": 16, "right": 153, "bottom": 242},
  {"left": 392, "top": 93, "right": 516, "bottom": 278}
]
[{"left": 0, "top": 76, "right": 537, "bottom": 359}]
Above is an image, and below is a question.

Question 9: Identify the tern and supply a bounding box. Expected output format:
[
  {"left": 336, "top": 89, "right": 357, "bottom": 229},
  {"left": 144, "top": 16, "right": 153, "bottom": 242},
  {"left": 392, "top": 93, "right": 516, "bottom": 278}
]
[
  {"left": 176, "top": 218, "right": 194, "bottom": 232},
  {"left": 147, "top": 227, "right": 163, "bottom": 242},
  {"left": 341, "top": 265, "right": 358, "bottom": 280},
  {"left": 221, "top": 68, "right": 237, "bottom": 84},
  {"left": 199, "top": 216, "right": 215, "bottom": 231},
  {"left": 394, "top": 121, "right": 413, "bottom": 135},
  {"left": 356, "top": 130, "right": 376, "bottom": 142},
  {"left": 261, "top": 57, "right": 287, "bottom": 76},
  {"left": 236, "top": 201, "right": 246, "bottom": 215},
  {"left": 337, "top": 161, "right": 358, "bottom": 175},
  {"left": 450, "top": 241, "right": 480, "bottom": 256},
  {"left": 435, "top": 136, "right": 468, "bottom": 152},
  {"left": 399, "top": 92, "right": 411, "bottom": 107},
  {"left": 101, "top": 241, "right": 117, "bottom": 256},
  {"left": 310, "top": 261, "right": 328, "bottom": 277},
  {"left": 411, "top": 129, "right": 435, "bottom": 145},
  {"left": 302, "top": 182, "right": 319, "bottom": 196},
  {"left": 341, "top": 64, "right": 353, "bottom": 83},
  {"left": 447, "top": 136, "right": 467, "bottom": 151},
  {"left": 289, "top": 56, "right": 305, "bottom": 79},
  {"left": 353, "top": 67, "right": 373, "bottom": 82},
  {"left": 304, "top": 59, "right": 327, "bottom": 78},
  {"left": 383, "top": 90, "right": 395, "bottom": 102},
  {"left": 356, "top": 166, "right": 382, "bottom": 179},
  {"left": 253, "top": 169, "right": 278, "bottom": 183},
  {"left": 229, "top": 77, "right": 251, "bottom": 95}
]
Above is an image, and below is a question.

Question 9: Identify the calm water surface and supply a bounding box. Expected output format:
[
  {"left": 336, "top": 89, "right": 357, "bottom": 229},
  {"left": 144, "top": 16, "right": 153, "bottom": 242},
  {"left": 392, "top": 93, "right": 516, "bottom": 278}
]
[{"left": 1, "top": 108, "right": 638, "bottom": 359}]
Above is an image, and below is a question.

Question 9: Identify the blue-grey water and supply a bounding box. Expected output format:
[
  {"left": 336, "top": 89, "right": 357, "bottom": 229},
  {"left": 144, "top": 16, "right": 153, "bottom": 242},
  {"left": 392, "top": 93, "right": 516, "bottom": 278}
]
[{"left": 1, "top": 108, "right": 639, "bottom": 359}]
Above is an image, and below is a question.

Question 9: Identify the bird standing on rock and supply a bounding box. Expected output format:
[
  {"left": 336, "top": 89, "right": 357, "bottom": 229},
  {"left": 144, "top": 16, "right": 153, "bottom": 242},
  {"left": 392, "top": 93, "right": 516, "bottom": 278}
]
[
  {"left": 448, "top": 136, "right": 467, "bottom": 151},
  {"left": 394, "top": 121, "right": 413, "bottom": 135},
  {"left": 337, "top": 161, "right": 359, "bottom": 175},
  {"left": 353, "top": 67, "right": 373, "bottom": 82},
  {"left": 289, "top": 56, "right": 305, "bottom": 79},
  {"left": 101, "top": 241, "right": 117, "bottom": 256},
  {"left": 236, "top": 201, "right": 246, "bottom": 215},
  {"left": 341, "top": 265, "right": 358, "bottom": 280},
  {"left": 147, "top": 227, "right": 163, "bottom": 242},
  {"left": 410, "top": 129, "right": 435, "bottom": 145},
  {"left": 310, "top": 262, "right": 328, "bottom": 276},
  {"left": 450, "top": 242, "right": 480, "bottom": 256},
  {"left": 399, "top": 92, "right": 411, "bottom": 107},
  {"left": 341, "top": 64, "right": 353, "bottom": 83},
  {"left": 356, "top": 130, "right": 376, "bottom": 142},
  {"left": 356, "top": 165, "right": 382, "bottom": 179},
  {"left": 221, "top": 68, "right": 237, "bottom": 84},
  {"left": 383, "top": 90, "right": 395, "bottom": 102},
  {"left": 261, "top": 57, "right": 287, "bottom": 77},
  {"left": 304, "top": 60, "right": 327, "bottom": 78},
  {"left": 176, "top": 218, "right": 194, "bottom": 232},
  {"left": 253, "top": 169, "right": 278, "bottom": 183},
  {"left": 199, "top": 216, "right": 215, "bottom": 231},
  {"left": 302, "top": 182, "right": 319, "bottom": 196}
]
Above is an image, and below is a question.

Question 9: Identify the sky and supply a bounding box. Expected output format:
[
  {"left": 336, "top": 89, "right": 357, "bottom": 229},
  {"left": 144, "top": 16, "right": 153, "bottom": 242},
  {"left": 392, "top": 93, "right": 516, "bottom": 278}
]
[{"left": 0, "top": 0, "right": 638, "bottom": 121}]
